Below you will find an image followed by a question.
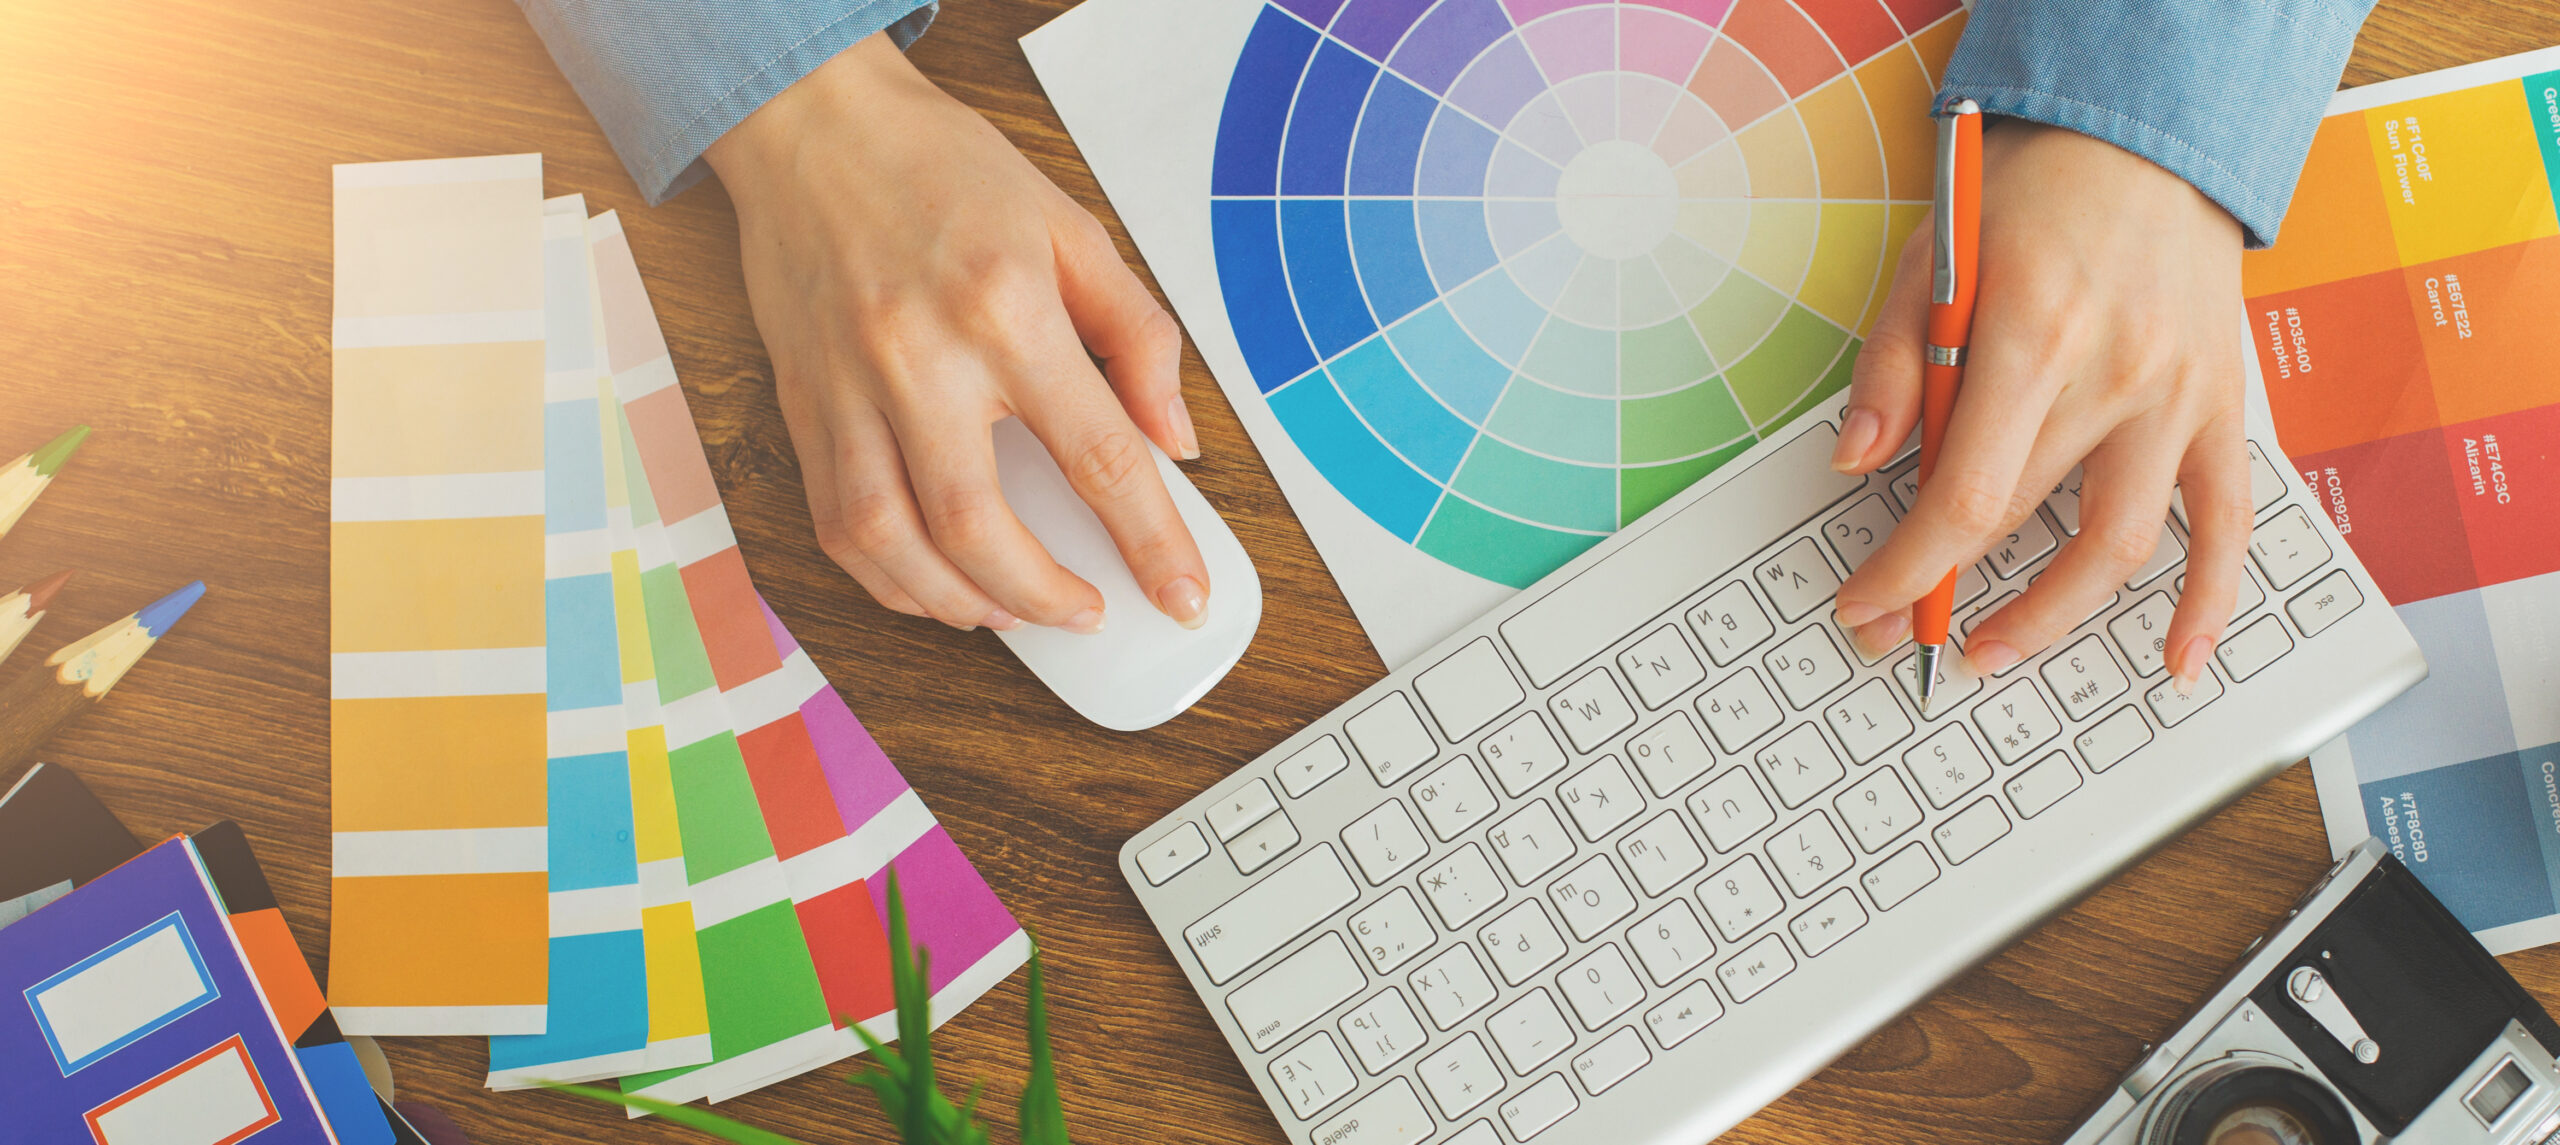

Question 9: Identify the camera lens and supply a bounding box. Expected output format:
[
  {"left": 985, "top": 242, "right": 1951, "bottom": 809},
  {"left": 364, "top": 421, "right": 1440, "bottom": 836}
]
[{"left": 2158, "top": 1066, "right": 2358, "bottom": 1145}]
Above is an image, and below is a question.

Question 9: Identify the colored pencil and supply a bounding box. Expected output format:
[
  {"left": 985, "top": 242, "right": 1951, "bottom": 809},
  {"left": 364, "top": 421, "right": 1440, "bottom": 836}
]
[
  {"left": 0, "top": 425, "right": 89, "bottom": 542},
  {"left": 0, "top": 570, "right": 71, "bottom": 668},
  {"left": 0, "top": 580, "right": 202, "bottom": 774}
]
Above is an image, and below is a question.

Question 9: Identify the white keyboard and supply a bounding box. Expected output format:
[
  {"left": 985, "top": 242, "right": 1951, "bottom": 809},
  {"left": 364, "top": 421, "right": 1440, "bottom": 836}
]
[{"left": 1122, "top": 395, "right": 2423, "bottom": 1145}]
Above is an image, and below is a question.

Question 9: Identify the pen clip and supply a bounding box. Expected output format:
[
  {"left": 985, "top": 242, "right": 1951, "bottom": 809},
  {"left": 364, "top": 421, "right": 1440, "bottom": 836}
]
[{"left": 1930, "top": 99, "right": 1978, "bottom": 306}]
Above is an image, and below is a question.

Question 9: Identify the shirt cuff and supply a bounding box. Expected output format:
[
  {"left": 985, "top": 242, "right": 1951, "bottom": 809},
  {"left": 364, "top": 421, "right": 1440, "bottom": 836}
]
[
  {"left": 521, "top": 0, "right": 939, "bottom": 205},
  {"left": 1936, "top": 0, "right": 2373, "bottom": 248}
]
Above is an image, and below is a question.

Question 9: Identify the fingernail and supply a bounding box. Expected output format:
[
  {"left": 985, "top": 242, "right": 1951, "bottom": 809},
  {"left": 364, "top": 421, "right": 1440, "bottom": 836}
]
[
  {"left": 1157, "top": 576, "right": 1209, "bottom": 630},
  {"left": 1855, "top": 612, "right": 1910, "bottom": 657},
  {"left": 1834, "top": 601, "right": 1885, "bottom": 627},
  {"left": 1966, "top": 640, "right": 2020, "bottom": 676},
  {"left": 982, "top": 608, "right": 1024, "bottom": 632},
  {"left": 1167, "top": 394, "right": 1201, "bottom": 461},
  {"left": 2173, "top": 636, "right": 2214, "bottom": 695},
  {"left": 1831, "top": 408, "right": 1880, "bottom": 473},
  {"left": 1062, "top": 607, "right": 1106, "bottom": 635}
]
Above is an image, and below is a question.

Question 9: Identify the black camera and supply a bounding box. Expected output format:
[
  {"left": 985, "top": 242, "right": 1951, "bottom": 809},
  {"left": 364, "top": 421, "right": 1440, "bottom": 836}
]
[{"left": 2064, "top": 840, "right": 2560, "bottom": 1145}]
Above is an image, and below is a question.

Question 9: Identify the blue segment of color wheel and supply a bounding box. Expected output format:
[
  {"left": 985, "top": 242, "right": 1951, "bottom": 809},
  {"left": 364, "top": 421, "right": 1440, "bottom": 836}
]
[{"left": 1210, "top": 0, "right": 1957, "bottom": 587}]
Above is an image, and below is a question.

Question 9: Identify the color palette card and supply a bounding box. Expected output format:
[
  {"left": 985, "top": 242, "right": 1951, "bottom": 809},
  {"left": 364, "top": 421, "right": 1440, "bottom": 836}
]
[
  {"left": 0, "top": 838, "right": 339, "bottom": 1144},
  {"left": 2255, "top": 46, "right": 2560, "bottom": 953},
  {"left": 1026, "top": 0, "right": 1963, "bottom": 666}
]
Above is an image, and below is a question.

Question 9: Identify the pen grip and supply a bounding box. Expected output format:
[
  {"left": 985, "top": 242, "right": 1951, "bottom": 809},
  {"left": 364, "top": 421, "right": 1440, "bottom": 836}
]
[{"left": 1912, "top": 357, "right": 1965, "bottom": 647}]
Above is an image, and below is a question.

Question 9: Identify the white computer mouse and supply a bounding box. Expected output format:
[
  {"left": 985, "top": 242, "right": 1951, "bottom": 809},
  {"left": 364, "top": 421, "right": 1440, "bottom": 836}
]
[{"left": 990, "top": 417, "right": 1261, "bottom": 730}]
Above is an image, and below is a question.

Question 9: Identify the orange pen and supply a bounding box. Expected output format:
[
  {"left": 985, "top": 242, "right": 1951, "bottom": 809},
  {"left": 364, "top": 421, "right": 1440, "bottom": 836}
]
[{"left": 1914, "top": 99, "right": 1981, "bottom": 714}]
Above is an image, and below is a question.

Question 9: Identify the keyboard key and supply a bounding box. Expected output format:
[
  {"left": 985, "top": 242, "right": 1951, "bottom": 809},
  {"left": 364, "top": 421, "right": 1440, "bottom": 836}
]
[
  {"left": 1835, "top": 767, "right": 1922, "bottom": 852},
  {"left": 1700, "top": 856, "right": 1785, "bottom": 941},
  {"left": 1410, "top": 756, "right": 1499, "bottom": 841},
  {"left": 1859, "top": 842, "right": 1940, "bottom": 910},
  {"left": 1136, "top": 821, "right": 1209, "bottom": 885},
  {"left": 2075, "top": 706, "right": 2153, "bottom": 773},
  {"left": 1696, "top": 669, "right": 1784, "bottom": 752},
  {"left": 2247, "top": 441, "right": 2288, "bottom": 510},
  {"left": 1339, "top": 989, "right": 1429, "bottom": 1074},
  {"left": 1445, "top": 1122, "right": 1501, "bottom": 1145},
  {"left": 1308, "top": 1078, "right": 1432, "bottom": 1145},
  {"left": 1822, "top": 493, "right": 1898, "bottom": 571},
  {"left": 1499, "top": 1074, "right": 1579, "bottom": 1140},
  {"left": 1418, "top": 1032, "right": 1506, "bottom": 1116},
  {"left": 1276, "top": 736, "right": 1350, "bottom": 798},
  {"left": 1755, "top": 536, "right": 1843, "bottom": 622},
  {"left": 1893, "top": 643, "right": 1983, "bottom": 717},
  {"left": 1343, "top": 801, "right": 1429, "bottom": 884},
  {"left": 1962, "top": 590, "right": 2016, "bottom": 640},
  {"left": 1557, "top": 944, "right": 1645, "bottom": 1028},
  {"left": 1932, "top": 797, "right": 2010, "bottom": 865},
  {"left": 2124, "top": 525, "right": 2184, "bottom": 590},
  {"left": 1765, "top": 625, "right": 1853, "bottom": 709},
  {"left": 1645, "top": 979, "right": 1725, "bottom": 1049},
  {"left": 2217, "top": 613, "right": 2295, "bottom": 681},
  {"left": 1890, "top": 464, "right": 1920, "bottom": 512},
  {"left": 1228, "top": 933, "right": 1363, "bottom": 1051},
  {"left": 1625, "top": 712, "right": 1716, "bottom": 798},
  {"left": 1416, "top": 844, "right": 1508, "bottom": 928},
  {"left": 2045, "top": 468, "right": 2084, "bottom": 535},
  {"left": 1687, "top": 769, "right": 1777, "bottom": 852},
  {"left": 1546, "top": 854, "right": 1638, "bottom": 940},
  {"left": 1480, "top": 899, "right": 1569, "bottom": 985},
  {"left": 1481, "top": 711, "right": 1571, "bottom": 798},
  {"left": 1687, "top": 582, "right": 1775, "bottom": 666},
  {"left": 1347, "top": 694, "right": 1439, "bottom": 785},
  {"left": 1973, "top": 679, "right": 2062, "bottom": 764},
  {"left": 1718, "top": 932, "right": 1797, "bottom": 1002},
  {"left": 2145, "top": 666, "right": 2225, "bottom": 727},
  {"left": 1767, "top": 813, "right": 1853, "bottom": 897},
  {"left": 1822, "top": 678, "right": 1916, "bottom": 763},
  {"left": 1558, "top": 757, "right": 1645, "bottom": 841},
  {"left": 1416, "top": 637, "right": 1526, "bottom": 742},
  {"left": 1752, "top": 724, "right": 1846, "bottom": 808},
  {"left": 1270, "top": 1033, "right": 1357, "bottom": 1118},
  {"left": 1208, "top": 778, "right": 1279, "bottom": 841},
  {"left": 1986, "top": 513, "right": 2059, "bottom": 579},
  {"left": 2109, "top": 591, "right": 2176, "bottom": 677},
  {"left": 1348, "top": 887, "right": 1436, "bottom": 974},
  {"left": 1408, "top": 944, "right": 1499, "bottom": 1030},
  {"left": 1488, "top": 989, "right": 1577, "bottom": 1072},
  {"left": 2005, "top": 751, "right": 2082, "bottom": 818},
  {"left": 2040, "top": 634, "right": 2131, "bottom": 721},
  {"left": 1571, "top": 1026, "right": 1652, "bottom": 1096},
  {"left": 1953, "top": 561, "right": 1992, "bottom": 608},
  {"left": 2250, "top": 505, "right": 2333, "bottom": 590},
  {"left": 1549, "top": 669, "right": 1638, "bottom": 753},
  {"left": 1618, "top": 625, "right": 1706, "bottom": 709},
  {"left": 1187, "top": 845, "right": 1359, "bottom": 984},
  {"left": 1903, "top": 724, "right": 1993, "bottom": 808},
  {"left": 1789, "top": 886, "right": 1868, "bottom": 956},
  {"left": 2179, "top": 567, "right": 2265, "bottom": 622},
  {"left": 1627, "top": 900, "right": 1714, "bottom": 985},
  {"left": 1490, "top": 801, "right": 1577, "bottom": 884},
  {"left": 1618, "top": 812, "right": 1707, "bottom": 897},
  {"left": 2286, "top": 568, "right": 2363, "bottom": 636},
  {"left": 1230, "top": 810, "right": 1301, "bottom": 874}
]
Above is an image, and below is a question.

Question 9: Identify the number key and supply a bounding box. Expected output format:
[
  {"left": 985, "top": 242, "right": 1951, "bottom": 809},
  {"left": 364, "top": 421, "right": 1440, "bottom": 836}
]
[
  {"left": 2108, "top": 591, "right": 2176, "bottom": 677},
  {"left": 1626, "top": 900, "right": 1714, "bottom": 985},
  {"left": 1834, "top": 767, "right": 1921, "bottom": 852},
  {"left": 1971, "top": 679, "right": 2062, "bottom": 764},
  {"left": 1902, "top": 724, "right": 1993, "bottom": 808},
  {"left": 1698, "top": 855, "right": 1784, "bottom": 940},
  {"left": 1766, "top": 812, "right": 1853, "bottom": 897},
  {"left": 2038, "top": 634, "right": 2130, "bottom": 721}
]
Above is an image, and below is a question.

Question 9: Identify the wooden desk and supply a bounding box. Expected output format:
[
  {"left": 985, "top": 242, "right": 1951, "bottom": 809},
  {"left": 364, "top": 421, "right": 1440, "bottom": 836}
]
[{"left": 4, "top": 1, "right": 2557, "bottom": 1141}]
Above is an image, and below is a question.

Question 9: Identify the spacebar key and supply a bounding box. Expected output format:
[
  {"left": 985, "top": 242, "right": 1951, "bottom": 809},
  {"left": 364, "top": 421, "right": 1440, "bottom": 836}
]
[
  {"left": 1183, "top": 845, "right": 1359, "bottom": 985},
  {"left": 1501, "top": 424, "right": 1862, "bottom": 687}
]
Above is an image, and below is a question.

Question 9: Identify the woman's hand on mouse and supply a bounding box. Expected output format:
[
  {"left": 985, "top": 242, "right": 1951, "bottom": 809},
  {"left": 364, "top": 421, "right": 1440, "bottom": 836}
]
[
  {"left": 705, "top": 32, "right": 1210, "bottom": 634},
  {"left": 1826, "top": 121, "right": 2251, "bottom": 693}
]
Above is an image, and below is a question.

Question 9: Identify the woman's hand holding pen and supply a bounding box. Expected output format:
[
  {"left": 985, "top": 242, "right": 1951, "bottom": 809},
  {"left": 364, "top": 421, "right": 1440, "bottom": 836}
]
[{"left": 1827, "top": 120, "right": 2253, "bottom": 695}]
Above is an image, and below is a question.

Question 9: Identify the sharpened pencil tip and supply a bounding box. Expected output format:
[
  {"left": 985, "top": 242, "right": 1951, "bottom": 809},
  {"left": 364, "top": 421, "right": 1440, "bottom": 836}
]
[
  {"left": 28, "top": 425, "right": 90, "bottom": 476},
  {"left": 21, "top": 570, "right": 72, "bottom": 613},
  {"left": 135, "top": 580, "right": 205, "bottom": 636}
]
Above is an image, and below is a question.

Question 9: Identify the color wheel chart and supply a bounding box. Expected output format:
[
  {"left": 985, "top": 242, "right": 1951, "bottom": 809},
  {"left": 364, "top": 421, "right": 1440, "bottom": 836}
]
[{"left": 1209, "top": 0, "right": 1963, "bottom": 590}]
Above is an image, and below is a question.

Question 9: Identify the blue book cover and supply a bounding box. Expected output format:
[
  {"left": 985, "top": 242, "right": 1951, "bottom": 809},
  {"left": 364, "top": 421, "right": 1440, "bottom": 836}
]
[{"left": 0, "top": 836, "right": 337, "bottom": 1144}]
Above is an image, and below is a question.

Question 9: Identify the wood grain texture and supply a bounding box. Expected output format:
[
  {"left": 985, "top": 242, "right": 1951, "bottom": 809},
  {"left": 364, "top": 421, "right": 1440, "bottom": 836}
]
[{"left": 2, "top": 2, "right": 2556, "bottom": 1142}]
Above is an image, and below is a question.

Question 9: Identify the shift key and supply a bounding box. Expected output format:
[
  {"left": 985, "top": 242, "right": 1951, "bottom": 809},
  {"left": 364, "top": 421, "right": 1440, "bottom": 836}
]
[{"left": 1186, "top": 845, "right": 1360, "bottom": 984}]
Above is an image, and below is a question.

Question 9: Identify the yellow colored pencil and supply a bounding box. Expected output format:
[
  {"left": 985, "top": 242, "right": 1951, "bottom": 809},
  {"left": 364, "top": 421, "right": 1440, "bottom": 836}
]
[
  {"left": 0, "top": 570, "right": 71, "bottom": 668},
  {"left": 0, "top": 425, "right": 90, "bottom": 541}
]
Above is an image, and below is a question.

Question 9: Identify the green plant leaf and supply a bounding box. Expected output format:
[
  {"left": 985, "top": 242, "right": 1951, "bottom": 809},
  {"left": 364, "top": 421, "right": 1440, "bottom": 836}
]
[
  {"left": 1017, "top": 934, "right": 1071, "bottom": 1145},
  {"left": 545, "top": 1084, "right": 808, "bottom": 1145}
]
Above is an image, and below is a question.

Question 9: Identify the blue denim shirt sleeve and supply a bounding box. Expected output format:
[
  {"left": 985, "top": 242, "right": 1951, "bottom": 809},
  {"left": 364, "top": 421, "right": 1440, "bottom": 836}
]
[
  {"left": 516, "top": 0, "right": 938, "bottom": 204},
  {"left": 1937, "top": 0, "right": 2374, "bottom": 249}
]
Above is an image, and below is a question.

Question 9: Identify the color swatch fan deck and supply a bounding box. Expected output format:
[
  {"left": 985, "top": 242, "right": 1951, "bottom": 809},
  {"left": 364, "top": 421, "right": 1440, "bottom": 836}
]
[{"left": 1032, "top": 0, "right": 1961, "bottom": 665}]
